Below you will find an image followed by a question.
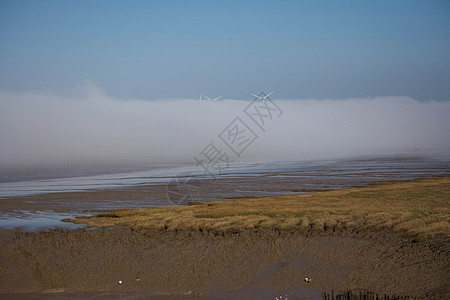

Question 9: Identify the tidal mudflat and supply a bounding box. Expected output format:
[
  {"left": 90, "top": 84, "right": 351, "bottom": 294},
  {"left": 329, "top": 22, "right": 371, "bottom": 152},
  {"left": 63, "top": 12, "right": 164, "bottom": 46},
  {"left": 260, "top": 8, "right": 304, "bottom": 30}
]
[
  {"left": 1, "top": 157, "right": 449, "bottom": 231},
  {"left": 0, "top": 176, "right": 448, "bottom": 299}
]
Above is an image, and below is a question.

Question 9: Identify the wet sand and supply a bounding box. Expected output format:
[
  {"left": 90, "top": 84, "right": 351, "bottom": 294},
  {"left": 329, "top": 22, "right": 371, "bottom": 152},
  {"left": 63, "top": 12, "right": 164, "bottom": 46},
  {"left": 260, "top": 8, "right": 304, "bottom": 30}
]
[
  {"left": 0, "top": 228, "right": 448, "bottom": 299},
  {"left": 2, "top": 157, "right": 450, "bottom": 211}
]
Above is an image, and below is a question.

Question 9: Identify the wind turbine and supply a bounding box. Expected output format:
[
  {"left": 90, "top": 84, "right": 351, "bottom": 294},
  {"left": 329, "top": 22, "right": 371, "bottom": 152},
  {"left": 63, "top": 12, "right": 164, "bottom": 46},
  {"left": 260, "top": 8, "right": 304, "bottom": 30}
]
[
  {"left": 203, "top": 95, "right": 222, "bottom": 102},
  {"left": 251, "top": 91, "right": 273, "bottom": 102}
]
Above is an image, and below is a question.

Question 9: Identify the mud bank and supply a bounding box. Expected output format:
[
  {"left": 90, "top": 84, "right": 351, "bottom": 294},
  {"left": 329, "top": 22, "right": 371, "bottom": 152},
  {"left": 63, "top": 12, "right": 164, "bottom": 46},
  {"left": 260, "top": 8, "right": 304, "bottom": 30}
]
[{"left": 0, "top": 228, "right": 448, "bottom": 299}]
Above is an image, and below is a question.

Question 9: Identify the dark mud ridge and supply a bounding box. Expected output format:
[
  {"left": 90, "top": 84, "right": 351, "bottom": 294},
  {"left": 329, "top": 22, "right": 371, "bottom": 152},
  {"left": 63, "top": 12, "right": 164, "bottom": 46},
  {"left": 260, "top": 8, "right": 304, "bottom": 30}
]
[{"left": 0, "top": 228, "right": 448, "bottom": 299}]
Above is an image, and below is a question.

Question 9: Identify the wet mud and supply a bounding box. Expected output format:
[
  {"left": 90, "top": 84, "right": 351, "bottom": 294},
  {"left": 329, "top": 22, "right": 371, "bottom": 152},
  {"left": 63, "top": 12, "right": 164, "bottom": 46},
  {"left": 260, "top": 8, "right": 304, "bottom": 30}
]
[{"left": 0, "top": 228, "right": 448, "bottom": 299}]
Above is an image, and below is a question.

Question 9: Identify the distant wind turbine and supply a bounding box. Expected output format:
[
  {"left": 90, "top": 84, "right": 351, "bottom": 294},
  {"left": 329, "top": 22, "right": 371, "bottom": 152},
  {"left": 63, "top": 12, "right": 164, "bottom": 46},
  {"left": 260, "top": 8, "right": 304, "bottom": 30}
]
[
  {"left": 203, "top": 95, "right": 222, "bottom": 102},
  {"left": 252, "top": 91, "right": 273, "bottom": 102}
]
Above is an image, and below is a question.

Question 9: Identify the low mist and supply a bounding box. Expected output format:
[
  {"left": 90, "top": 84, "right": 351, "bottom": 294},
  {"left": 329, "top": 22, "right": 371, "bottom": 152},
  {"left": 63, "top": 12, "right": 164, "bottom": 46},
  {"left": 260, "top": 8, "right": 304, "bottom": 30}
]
[{"left": 1, "top": 82, "right": 449, "bottom": 171}]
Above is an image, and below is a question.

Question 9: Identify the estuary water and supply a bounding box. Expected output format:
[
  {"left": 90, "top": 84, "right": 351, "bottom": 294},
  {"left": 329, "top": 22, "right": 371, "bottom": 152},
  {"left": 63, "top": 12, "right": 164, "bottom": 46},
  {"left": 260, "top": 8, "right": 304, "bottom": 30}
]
[{"left": 0, "top": 155, "right": 449, "bottom": 231}]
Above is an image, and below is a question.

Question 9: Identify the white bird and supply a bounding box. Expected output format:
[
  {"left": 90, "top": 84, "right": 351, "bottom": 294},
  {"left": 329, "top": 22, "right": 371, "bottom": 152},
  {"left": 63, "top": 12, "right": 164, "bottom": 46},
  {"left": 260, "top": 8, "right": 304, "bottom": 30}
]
[{"left": 252, "top": 91, "right": 273, "bottom": 102}]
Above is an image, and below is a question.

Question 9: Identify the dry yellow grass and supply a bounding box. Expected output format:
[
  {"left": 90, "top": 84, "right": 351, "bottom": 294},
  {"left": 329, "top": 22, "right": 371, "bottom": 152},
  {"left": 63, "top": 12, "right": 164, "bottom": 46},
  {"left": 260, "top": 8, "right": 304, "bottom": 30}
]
[{"left": 71, "top": 176, "right": 450, "bottom": 240}]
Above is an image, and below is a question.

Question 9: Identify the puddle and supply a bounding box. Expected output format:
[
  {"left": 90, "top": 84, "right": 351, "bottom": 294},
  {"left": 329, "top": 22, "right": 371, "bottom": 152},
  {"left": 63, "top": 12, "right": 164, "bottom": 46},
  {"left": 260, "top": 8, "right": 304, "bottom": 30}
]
[{"left": 0, "top": 209, "right": 88, "bottom": 231}]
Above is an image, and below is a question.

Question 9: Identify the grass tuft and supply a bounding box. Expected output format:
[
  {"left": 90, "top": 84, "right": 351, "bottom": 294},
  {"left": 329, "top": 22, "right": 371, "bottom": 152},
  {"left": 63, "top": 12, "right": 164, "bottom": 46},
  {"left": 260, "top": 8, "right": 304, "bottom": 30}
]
[{"left": 71, "top": 177, "right": 450, "bottom": 241}]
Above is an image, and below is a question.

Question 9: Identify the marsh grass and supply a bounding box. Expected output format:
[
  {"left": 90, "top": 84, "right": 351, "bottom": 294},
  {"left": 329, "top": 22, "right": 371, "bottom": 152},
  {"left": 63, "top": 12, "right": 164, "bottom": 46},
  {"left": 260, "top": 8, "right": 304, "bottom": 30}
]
[{"left": 71, "top": 177, "right": 450, "bottom": 240}]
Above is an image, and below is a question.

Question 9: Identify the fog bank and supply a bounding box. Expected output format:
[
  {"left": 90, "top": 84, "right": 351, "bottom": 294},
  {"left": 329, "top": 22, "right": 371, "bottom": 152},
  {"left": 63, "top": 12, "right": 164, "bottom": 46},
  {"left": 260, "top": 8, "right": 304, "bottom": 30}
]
[{"left": 1, "top": 83, "right": 449, "bottom": 169}]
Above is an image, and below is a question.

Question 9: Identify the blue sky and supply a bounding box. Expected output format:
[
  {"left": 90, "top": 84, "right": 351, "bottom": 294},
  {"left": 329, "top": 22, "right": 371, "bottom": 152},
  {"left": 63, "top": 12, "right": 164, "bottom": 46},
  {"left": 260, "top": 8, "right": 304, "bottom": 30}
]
[{"left": 0, "top": 0, "right": 449, "bottom": 101}]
